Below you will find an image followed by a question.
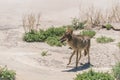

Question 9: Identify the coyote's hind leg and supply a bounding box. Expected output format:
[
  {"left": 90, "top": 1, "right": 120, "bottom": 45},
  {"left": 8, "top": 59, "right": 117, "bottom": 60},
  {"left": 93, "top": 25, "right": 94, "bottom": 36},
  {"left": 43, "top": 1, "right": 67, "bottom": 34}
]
[{"left": 76, "top": 50, "right": 79, "bottom": 68}]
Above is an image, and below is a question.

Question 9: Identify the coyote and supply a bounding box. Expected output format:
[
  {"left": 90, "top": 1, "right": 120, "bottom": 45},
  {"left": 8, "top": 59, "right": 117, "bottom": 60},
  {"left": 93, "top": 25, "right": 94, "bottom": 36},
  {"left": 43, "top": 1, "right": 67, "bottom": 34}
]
[{"left": 60, "top": 28, "right": 91, "bottom": 68}]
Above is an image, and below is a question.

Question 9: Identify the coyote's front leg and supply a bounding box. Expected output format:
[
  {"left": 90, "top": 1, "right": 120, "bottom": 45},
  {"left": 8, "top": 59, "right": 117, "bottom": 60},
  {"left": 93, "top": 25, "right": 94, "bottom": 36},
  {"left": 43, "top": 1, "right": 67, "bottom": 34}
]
[
  {"left": 67, "top": 50, "right": 75, "bottom": 65},
  {"left": 78, "top": 51, "right": 81, "bottom": 62}
]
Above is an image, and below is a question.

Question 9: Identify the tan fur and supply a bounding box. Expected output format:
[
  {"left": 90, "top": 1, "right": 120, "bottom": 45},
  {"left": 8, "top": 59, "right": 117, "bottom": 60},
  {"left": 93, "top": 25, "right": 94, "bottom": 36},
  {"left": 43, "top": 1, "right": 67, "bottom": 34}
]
[{"left": 60, "top": 28, "right": 91, "bottom": 68}]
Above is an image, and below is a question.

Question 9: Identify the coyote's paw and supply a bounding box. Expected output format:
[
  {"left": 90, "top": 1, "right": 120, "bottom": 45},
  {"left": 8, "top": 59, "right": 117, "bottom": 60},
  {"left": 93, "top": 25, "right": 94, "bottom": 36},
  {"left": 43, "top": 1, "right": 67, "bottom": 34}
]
[
  {"left": 67, "top": 63, "right": 70, "bottom": 65},
  {"left": 80, "top": 63, "right": 84, "bottom": 65}
]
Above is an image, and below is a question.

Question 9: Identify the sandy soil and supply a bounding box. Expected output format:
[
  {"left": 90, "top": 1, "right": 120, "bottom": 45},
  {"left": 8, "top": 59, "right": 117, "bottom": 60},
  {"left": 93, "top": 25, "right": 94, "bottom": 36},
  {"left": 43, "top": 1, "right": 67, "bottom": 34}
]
[
  {"left": 0, "top": 0, "right": 120, "bottom": 80},
  {"left": 0, "top": 26, "right": 120, "bottom": 80}
]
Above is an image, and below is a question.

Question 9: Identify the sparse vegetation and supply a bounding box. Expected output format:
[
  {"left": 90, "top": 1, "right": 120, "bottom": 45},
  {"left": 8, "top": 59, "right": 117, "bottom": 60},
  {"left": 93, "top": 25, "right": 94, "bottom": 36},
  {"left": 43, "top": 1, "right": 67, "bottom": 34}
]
[
  {"left": 41, "top": 51, "right": 48, "bottom": 56},
  {"left": 80, "top": 30, "right": 96, "bottom": 38},
  {"left": 0, "top": 66, "right": 16, "bottom": 80},
  {"left": 96, "top": 36, "right": 114, "bottom": 43},
  {"left": 74, "top": 69, "right": 114, "bottom": 80},
  {"left": 23, "top": 27, "right": 66, "bottom": 46},
  {"left": 112, "top": 62, "right": 120, "bottom": 80}
]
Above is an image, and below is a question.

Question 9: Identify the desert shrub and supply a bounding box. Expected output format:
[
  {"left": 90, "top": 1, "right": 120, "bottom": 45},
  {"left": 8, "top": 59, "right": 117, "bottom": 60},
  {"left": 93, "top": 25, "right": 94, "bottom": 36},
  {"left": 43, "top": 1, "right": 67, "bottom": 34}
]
[
  {"left": 41, "top": 51, "right": 48, "bottom": 56},
  {"left": 23, "top": 29, "right": 46, "bottom": 42},
  {"left": 74, "top": 69, "right": 114, "bottom": 80},
  {"left": 23, "top": 27, "right": 66, "bottom": 46},
  {"left": 105, "top": 24, "right": 113, "bottom": 30},
  {"left": 46, "top": 37, "right": 62, "bottom": 47},
  {"left": 23, "top": 30, "right": 37, "bottom": 42},
  {"left": 0, "top": 66, "right": 16, "bottom": 80},
  {"left": 44, "top": 27, "right": 66, "bottom": 37},
  {"left": 112, "top": 62, "right": 120, "bottom": 80},
  {"left": 96, "top": 36, "right": 114, "bottom": 43},
  {"left": 71, "top": 18, "right": 86, "bottom": 30},
  {"left": 80, "top": 30, "right": 96, "bottom": 38}
]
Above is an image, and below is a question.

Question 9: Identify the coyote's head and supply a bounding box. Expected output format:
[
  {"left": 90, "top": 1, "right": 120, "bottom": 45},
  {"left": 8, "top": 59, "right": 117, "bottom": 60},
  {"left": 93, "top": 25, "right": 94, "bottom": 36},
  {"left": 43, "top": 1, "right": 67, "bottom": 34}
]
[{"left": 60, "top": 28, "right": 73, "bottom": 43}]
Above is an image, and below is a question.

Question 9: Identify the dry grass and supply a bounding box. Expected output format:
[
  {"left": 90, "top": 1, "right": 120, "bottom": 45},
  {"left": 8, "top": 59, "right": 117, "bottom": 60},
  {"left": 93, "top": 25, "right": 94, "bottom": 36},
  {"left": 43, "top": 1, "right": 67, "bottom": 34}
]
[
  {"left": 108, "top": 3, "right": 120, "bottom": 23},
  {"left": 79, "top": 5, "right": 105, "bottom": 28},
  {"left": 78, "top": 2, "right": 120, "bottom": 28},
  {"left": 86, "top": 6, "right": 103, "bottom": 27},
  {"left": 22, "top": 13, "right": 41, "bottom": 33}
]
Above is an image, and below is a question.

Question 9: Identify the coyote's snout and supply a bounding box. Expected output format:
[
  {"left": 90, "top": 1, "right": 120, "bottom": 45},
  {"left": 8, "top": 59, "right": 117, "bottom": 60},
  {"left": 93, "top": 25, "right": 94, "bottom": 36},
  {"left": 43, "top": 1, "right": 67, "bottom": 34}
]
[
  {"left": 60, "top": 28, "right": 91, "bottom": 68},
  {"left": 60, "top": 29, "right": 73, "bottom": 43}
]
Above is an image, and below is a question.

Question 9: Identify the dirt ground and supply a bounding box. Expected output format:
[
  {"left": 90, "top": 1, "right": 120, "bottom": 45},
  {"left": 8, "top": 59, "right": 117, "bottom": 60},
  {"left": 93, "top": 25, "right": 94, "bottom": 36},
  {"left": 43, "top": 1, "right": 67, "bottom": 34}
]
[
  {"left": 0, "top": 26, "right": 120, "bottom": 80},
  {"left": 0, "top": 0, "right": 120, "bottom": 80}
]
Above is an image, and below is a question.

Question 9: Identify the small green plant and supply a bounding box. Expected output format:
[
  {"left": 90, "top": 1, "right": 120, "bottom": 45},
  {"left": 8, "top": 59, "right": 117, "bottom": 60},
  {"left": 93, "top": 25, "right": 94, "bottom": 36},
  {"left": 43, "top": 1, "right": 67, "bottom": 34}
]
[
  {"left": 72, "top": 18, "right": 86, "bottom": 30},
  {"left": 80, "top": 30, "right": 96, "bottom": 38},
  {"left": 41, "top": 51, "right": 48, "bottom": 56},
  {"left": 105, "top": 24, "right": 113, "bottom": 30},
  {"left": 74, "top": 69, "right": 114, "bottom": 80},
  {"left": 0, "top": 66, "right": 16, "bottom": 80},
  {"left": 118, "top": 42, "right": 120, "bottom": 48},
  {"left": 96, "top": 36, "right": 114, "bottom": 43},
  {"left": 112, "top": 62, "right": 120, "bottom": 80}
]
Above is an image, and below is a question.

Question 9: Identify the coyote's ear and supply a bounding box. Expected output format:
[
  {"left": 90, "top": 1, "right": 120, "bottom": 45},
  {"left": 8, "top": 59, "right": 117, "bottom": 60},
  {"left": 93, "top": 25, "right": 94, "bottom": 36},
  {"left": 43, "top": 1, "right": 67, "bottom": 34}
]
[{"left": 66, "top": 27, "right": 73, "bottom": 34}]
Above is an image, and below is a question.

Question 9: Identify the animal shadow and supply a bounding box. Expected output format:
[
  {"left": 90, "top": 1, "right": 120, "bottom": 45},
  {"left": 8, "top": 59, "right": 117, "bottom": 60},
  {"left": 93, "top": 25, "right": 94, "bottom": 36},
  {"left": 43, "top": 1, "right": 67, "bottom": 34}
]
[{"left": 62, "top": 62, "right": 93, "bottom": 72}]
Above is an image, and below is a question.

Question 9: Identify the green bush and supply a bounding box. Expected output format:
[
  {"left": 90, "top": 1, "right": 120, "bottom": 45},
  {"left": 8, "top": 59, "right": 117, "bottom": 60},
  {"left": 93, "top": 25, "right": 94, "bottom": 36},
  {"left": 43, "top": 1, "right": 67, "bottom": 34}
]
[
  {"left": 44, "top": 27, "right": 66, "bottom": 37},
  {"left": 46, "top": 37, "right": 62, "bottom": 47},
  {"left": 23, "top": 27, "right": 66, "bottom": 46},
  {"left": 96, "top": 36, "right": 114, "bottom": 43},
  {"left": 112, "top": 62, "right": 120, "bottom": 80},
  {"left": 74, "top": 69, "right": 114, "bottom": 80},
  {"left": 0, "top": 66, "right": 16, "bottom": 80},
  {"left": 23, "top": 30, "right": 46, "bottom": 42},
  {"left": 72, "top": 18, "right": 86, "bottom": 30},
  {"left": 105, "top": 24, "right": 113, "bottom": 30},
  {"left": 80, "top": 30, "right": 96, "bottom": 38}
]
